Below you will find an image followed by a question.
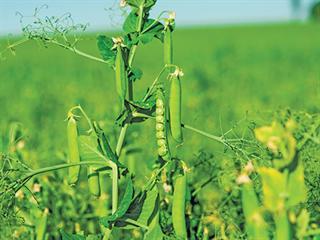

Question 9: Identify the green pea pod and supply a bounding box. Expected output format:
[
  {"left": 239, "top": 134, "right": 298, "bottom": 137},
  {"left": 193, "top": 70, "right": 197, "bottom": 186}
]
[
  {"left": 67, "top": 116, "right": 80, "bottom": 185},
  {"left": 36, "top": 208, "right": 48, "bottom": 240},
  {"left": 274, "top": 211, "right": 290, "bottom": 240},
  {"left": 115, "top": 45, "right": 127, "bottom": 102},
  {"left": 172, "top": 167, "right": 187, "bottom": 239},
  {"left": 87, "top": 166, "right": 101, "bottom": 198},
  {"left": 163, "top": 26, "right": 173, "bottom": 66},
  {"left": 241, "top": 178, "right": 269, "bottom": 240},
  {"left": 169, "top": 71, "right": 183, "bottom": 143},
  {"left": 156, "top": 87, "right": 171, "bottom": 161}
]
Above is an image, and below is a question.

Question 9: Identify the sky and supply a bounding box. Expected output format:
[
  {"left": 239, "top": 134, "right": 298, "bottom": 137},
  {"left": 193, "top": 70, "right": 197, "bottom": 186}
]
[{"left": 0, "top": 0, "right": 315, "bottom": 36}]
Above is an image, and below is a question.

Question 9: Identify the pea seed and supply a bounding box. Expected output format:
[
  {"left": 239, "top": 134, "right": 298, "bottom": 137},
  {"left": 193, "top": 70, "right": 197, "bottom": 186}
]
[{"left": 156, "top": 123, "right": 164, "bottom": 131}]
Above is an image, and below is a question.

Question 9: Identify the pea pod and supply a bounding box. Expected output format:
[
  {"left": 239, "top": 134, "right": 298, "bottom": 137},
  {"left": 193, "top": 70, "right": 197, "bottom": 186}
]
[
  {"left": 115, "top": 44, "right": 127, "bottom": 102},
  {"left": 163, "top": 26, "right": 173, "bottom": 66},
  {"left": 155, "top": 87, "right": 171, "bottom": 161},
  {"left": 274, "top": 211, "right": 290, "bottom": 240},
  {"left": 36, "top": 208, "right": 49, "bottom": 240},
  {"left": 239, "top": 175, "right": 269, "bottom": 240},
  {"left": 87, "top": 166, "right": 101, "bottom": 198},
  {"left": 172, "top": 165, "right": 187, "bottom": 239},
  {"left": 67, "top": 116, "right": 80, "bottom": 185},
  {"left": 169, "top": 69, "right": 183, "bottom": 143}
]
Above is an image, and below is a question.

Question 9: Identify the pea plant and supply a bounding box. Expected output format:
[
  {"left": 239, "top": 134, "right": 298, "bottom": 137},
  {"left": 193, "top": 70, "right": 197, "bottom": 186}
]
[{"left": 1, "top": 0, "right": 319, "bottom": 239}]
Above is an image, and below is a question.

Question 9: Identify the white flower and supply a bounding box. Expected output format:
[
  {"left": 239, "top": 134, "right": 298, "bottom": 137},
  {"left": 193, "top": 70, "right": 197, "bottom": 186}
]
[
  {"left": 120, "top": 0, "right": 127, "bottom": 7},
  {"left": 33, "top": 183, "right": 41, "bottom": 193},
  {"left": 236, "top": 174, "right": 251, "bottom": 185},
  {"left": 112, "top": 37, "right": 126, "bottom": 49},
  {"left": 244, "top": 161, "right": 254, "bottom": 174},
  {"left": 163, "top": 183, "right": 172, "bottom": 193},
  {"left": 15, "top": 190, "right": 24, "bottom": 200},
  {"left": 169, "top": 11, "right": 176, "bottom": 20},
  {"left": 172, "top": 68, "right": 184, "bottom": 78},
  {"left": 16, "top": 140, "right": 25, "bottom": 150}
]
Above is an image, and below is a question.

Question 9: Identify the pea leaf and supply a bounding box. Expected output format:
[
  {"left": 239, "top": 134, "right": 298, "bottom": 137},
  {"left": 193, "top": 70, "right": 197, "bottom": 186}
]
[
  {"left": 143, "top": 211, "right": 164, "bottom": 240},
  {"left": 287, "top": 161, "right": 307, "bottom": 207},
  {"left": 78, "top": 135, "right": 100, "bottom": 160},
  {"left": 127, "top": 98, "right": 156, "bottom": 110},
  {"left": 100, "top": 177, "right": 134, "bottom": 228},
  {"left": 97, "top": 35, "right": 116, "bottom": 67},
  {"left": 296, "top": 209, "right": 310, "bottom": 239},
  {"left": 127, "top": 0, "right": 157, "bottom": 9},
  {"left": 139, "top": 19, "right": 164, "bottom": 44},
  {"left": 60, "top": 230, "right": 86, "bottom": 240},
  {"left": 145, "top": 0, "right": 157, "bottom": 8},
  {"left": 129, "top": 68, "right": 143, "bottom": 82},
  {"left": 87, "top": 235, "right": 102, "bottom": 240},
  {"left": 126, "top": 0, "right": 143, "bottom": 8},
  {"left": 115, "top": 183, "right": 159, "bottom": 229},
  {"left": 123, "top": 12, "right": 139, "bottom": 34},
  {"left": 258, "top": 167, "right": 287, "bottom": 212},
  {"left": 93, "top": 122, "right": 126, "bottom": 168}
]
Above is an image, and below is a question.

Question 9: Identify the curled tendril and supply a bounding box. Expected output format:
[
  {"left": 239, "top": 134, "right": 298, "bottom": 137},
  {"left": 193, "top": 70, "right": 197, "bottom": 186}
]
[
  {"left": 105, "top": 0, "right": 129, "bottom": 28},
  {"left": 16, "top": 5, "right": 88, "bottom": 46}
]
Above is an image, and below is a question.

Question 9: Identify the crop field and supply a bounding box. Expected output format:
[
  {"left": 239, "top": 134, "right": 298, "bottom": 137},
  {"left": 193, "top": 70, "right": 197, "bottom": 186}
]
[{"left": 1, "top": 3, "right": 320, "bottom": 239}]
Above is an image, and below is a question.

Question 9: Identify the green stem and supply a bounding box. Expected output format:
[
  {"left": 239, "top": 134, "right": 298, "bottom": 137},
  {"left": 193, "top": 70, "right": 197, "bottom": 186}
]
[
  {"left": 50, "top": 40, "right": 108, "bottom": 64},
  {"left": 191, "top": 176, "right": 216, "bottom": 196},
  {"left": 142, "top": 64, "right": 176, "bottom": 102},
  {"left": 121, "top": 218, "right": 149, "bottom": 230},
  {"left": 111, "top": 163, "right": 118, "bottom": 214},
  {"left": 303, "top": 229, "right": 320, "bottom": 237},
  {"left": 127, "top": 2, "right": 144, "bottom": 67},
  {"left": 12, "top": 161, "right": 110, "bottom": 192},
  {"left": 182, "top": 123, "right": 224, "bottom": 143},
  {"left": 141, "top": 11, "right": 170, "bottom": 34},
  {"left": 69, "top": 105, "right": 94, "bottom": 132},
  {"left": 1, "top": 38, "right": 29, "bottom": 56},
  {"left": 115, "top": 124, "right": 129, "bottom": 158}
]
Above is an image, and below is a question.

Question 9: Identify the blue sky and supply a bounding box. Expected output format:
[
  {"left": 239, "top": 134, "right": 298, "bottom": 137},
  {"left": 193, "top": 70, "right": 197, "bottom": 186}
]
[{"left": 0, "top": 0, "right": 315, "bottom": 36}]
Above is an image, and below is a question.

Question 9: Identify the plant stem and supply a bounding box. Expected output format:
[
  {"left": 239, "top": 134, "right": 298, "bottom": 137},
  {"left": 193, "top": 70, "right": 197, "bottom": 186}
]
[
  {"left": 121, "top": 218, "right": 149, "bottom": 230},
  {"left": 142, "top": 65, "right": 169, "bottom": 102},
  {"left": 115, "top": 124, "right": 129, "bottom": 158},
  {"left": 50, "top": 40, "right": 108, "bottom": 64},
  {"left": 111, "top": 163, "right": 118, "bottom": 214},
  {"left": 12, "top": 161, "right": 110, "bottom": 192},
  {"left": 182, "top": 123, "right": 224, "bottom": 143}
]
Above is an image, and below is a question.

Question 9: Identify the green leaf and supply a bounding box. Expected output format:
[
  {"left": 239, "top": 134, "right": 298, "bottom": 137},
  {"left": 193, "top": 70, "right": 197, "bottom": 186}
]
[
  {"left": 129, "top": 68, "right": 143, "bottom": 82},
  {"left": 126, "top": 0, "right": 157, "bottom": 10},
  {"left": 100, "top": 177, "right": 134, "bottom": 228},
  {"left": 36, "top": 209, "right": 48, "bottom": 240},
  {"left": 296, "top": 209, "right": 310, "bottom": 239},
  {"left": 128, "top": 98, "right": 155, "bottom": 110},
  {"left": 254, "top": 121, "right": 296, "bottom": 168},
  {"left": 140, "top": 19, "right": 164, "bottom": 44},
  {"left": 123, "top": 12, "right": 139, "bottom": 34},
  {"left": 258, "top": 167, "right": 287, "bottom": 212},
  {"left": 241, "top": 181, "right": 269, "bottom": 240},
  {"left": 78, "top": 135, "right": 100, "bottom": 160},
  {"left": 144, "top": 0, "right": 157, "bottom": 8},
  {"left": 117, "top": 184, "right": 159, "bottom": 229},
  {"left": 139, "top": 33, "right": 155, "bottom": 45},
  {"left": 97, "top": 35, "right": 116, "bottom": 67},
  {"left": 92, "top": 122, "right": 126, "bottom": 169},
  {"left": 144, "top": 212, "right": 164, "bottom": 240},
  {"left": 60, "top": 230, "right": 86, "bottom": 240},
  {"left": 126, "top": 0, "right": 143, "bottom": 8},
  {"left": 287, "top": 161, "right": 307, "bottom": 207}
]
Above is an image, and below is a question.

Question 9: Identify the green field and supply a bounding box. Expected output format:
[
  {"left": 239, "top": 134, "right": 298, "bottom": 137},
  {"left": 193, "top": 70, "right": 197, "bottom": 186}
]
[
  {"left": 1, "top": 23, "right": 320, "bottom": 163},
  {"left": 1, "top": 22, "right": 320, "bottom": 239}
]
